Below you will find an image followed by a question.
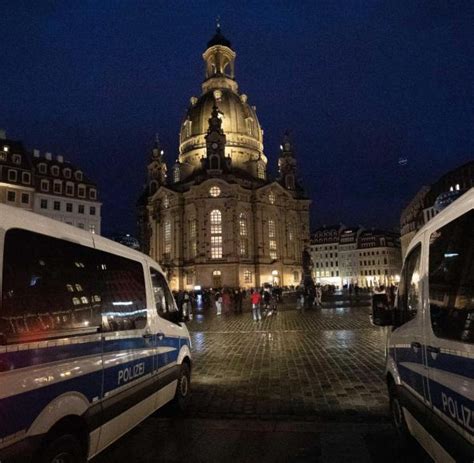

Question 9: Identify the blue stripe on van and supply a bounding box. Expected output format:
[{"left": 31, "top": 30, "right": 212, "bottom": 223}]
[
  {"left": 0, "top": 336, "right": 188, "bottom": 440},
  {"left": 0, "top": 336, "right": 185, "bottom": 371},
  {"left": 426, "top": 351, "right": 474, "bottom": 379}
]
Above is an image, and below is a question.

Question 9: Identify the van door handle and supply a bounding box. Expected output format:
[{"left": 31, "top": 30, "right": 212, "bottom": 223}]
[
  {"left": 142, "top": 333, "right": 153, "bottom": 340},
  {"left": 411, "top": 342, "right": 421, "bottom": 349},
  {"left": 427, "top": 345, "right": 440, "bottom": 354}
]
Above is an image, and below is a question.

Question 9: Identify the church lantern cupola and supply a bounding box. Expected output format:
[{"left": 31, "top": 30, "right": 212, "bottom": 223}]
[
  {"left": 278, "top": 131, "right": 297, "bottom": 190},
  {"left": 202, "top": 103, "right": 231, "bottom": 173},
  {"left": 147, "top": 135, "right": 167, "bottom": 194}
]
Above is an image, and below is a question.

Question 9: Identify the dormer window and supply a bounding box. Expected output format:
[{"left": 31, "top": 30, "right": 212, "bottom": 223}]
[
  {"left": 22, "top": 172, "right": 31, "bottom": 184},
  {"left": 38, "top": 163, "right": 47, "bottom": 174},
  {"left": 51, "top": 166, "right": 59, "bottom": 176},
  {"left": 8, "top": 170, "right": 17, "bottom": 182},
  {"left": 78, "top": 185, "right": 86, "bottom": 198},
  {"left": 64, "top": 168, "right": 71, "bottom": 178},
  {"left": 89, "top": 188, "right": 97, "bottom": 200},
  {"left": 41, "top": 179, "right": 49, "bottom": 192},
  {"left": 66, "top": 182, "right": 74, "bottom": 196},
  {"left": 12, "top": 154, "right": 21, "bottom": 164},
  {"left": 53, "top": 180, "right": 62, "bottom": 194},
  {"left": 75, "top": 171, "right": 83, "bottom": 181}
]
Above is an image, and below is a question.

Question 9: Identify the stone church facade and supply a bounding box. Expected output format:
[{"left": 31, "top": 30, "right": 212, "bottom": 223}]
[{"left": 138, "top": 27, "right": 310, "bottom": 290}]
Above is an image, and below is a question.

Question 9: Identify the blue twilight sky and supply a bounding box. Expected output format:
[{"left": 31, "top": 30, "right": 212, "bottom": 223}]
[{"left": 0, "top": 0, "right": 473, "bottom": 235}]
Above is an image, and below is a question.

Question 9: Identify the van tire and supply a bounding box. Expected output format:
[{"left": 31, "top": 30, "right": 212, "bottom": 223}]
[
  {"left": 172, "top": 362, "right": 191, "bottom": 411},
  {"left": 388, "top": 382, "right": 412, "bottom": 449},
  {"left": 39, "top": 434, "right": 85, "bottom": 463}
]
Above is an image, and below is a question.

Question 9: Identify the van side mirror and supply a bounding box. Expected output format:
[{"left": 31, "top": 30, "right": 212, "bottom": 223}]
[{"left": 371, "top": 294, "right": 393, "bottom": 326}]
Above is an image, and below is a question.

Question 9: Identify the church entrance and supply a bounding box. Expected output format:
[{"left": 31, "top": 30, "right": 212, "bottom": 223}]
[{"left": 212, "top": 270, "right": 222, "bottom": 288}]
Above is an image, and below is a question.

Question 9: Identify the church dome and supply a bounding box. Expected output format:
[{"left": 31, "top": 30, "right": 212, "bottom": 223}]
[{"left": 178, "top": 27, "right": 267, "bottom": 175}]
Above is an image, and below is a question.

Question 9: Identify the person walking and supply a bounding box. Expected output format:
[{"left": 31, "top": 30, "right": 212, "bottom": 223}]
[
  {"left": 250, "top": 289, "right": 262, "bottom": 321},
  {"left": 315, "top": 285, "right": 322, "bottom": 308},
  {"left": 222, "top": 289, "right": 231, "bottom": 314},
  {"left": 234, "top": 288, "right": 243, "bottom": 314},
  {"left": 215, "top": 291, "right": 223, "bottom": 316}
]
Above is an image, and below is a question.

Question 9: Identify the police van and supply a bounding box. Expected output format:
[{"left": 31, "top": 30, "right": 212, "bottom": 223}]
[
  {"left": 373, "top": 188, "right": 473, "bottom": 462},
  {"left": 0, "top": 204, "right": 192, "bottom": 462}
]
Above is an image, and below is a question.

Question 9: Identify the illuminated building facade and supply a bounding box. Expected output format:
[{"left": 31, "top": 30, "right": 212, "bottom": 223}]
[
  {"left": 309, "top": 225, "right": 402, "bottom": 288},
  {"left": 138, "top": 27, "right": 310, "bottom": 290},
  {"left": 0, "top": 130, "right": 101, "bottom": 234}
]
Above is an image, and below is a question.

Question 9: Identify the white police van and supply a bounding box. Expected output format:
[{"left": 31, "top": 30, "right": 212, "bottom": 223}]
[
  {"left": 0, "top": 204, "right": 192, "bottom": 462},
  {"left": 374, "top": 188, "right": 473, "bottom": 462}
]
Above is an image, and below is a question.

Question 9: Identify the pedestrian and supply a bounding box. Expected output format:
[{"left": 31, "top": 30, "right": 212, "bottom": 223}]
[
  {"left": 234, "top": 288, "right": 243, "bottom": 314},
  {"left": 250, "top": 289, "right": 262, "bottom": 321},
  {"left": 215, "top": 291, "right": 223, "bottom": 316},
  {"left": 182, "top": 291, "right": 191, "bottom": 321},
  {"left": 222, "top": 289, "right": 231, "bottom": 314},
  {"left": 315, "top": 285, "right": 322, "bottom": 307}
]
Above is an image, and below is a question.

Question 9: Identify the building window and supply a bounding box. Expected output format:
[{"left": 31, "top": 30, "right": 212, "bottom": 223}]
[
  {"left": 75, "top": 171, "right": 83, "bottom": 181},
  {"left": 22, "top": 172, "right": 31, "bottom": 184},
  {"left": 210, "top": 209, "right": 222, "bottom": 259},
  {"left": 212, "top": 269, "right": 222, "bottom": 287},
  {"left": 53, "top": 181, "right": 62, "bottom": 194},
  {"left": 53, "top": 201, "right": 61, "bottom": 211},
  {"left": 239, "top": 213, "right": 248, "bottom": 257},
  {"left": 8, "top": 170, "right": 17, "bottom": 182},
  {"left": 209, "top": 186, "right": 221, "bottom": 197},
  {"left": 66, "top": 182, "right": 74, "bottom": 196},
  {"left": 64, "top": 168, "right": 71, "bottom": 178},
  {"left": 78, "top": 205, "right": 84, "bottom": 214},
  {"left": 268, "top": 192, "right": 275, "bottom": 204},
  {"left": 66, "top": 202, "right": 73, "bottom": 212},
  {"left": 244, "top": 270, "right": 252, "bottom": 283},
  {"left": 21, "top": 193, "right": 29, "bottom": 204},
  {"left": 90, "top": 206, "right": 96, "bottom": 215},
  {"left": 164, "top": 220, "right": 171, "bottom": 255},
  {"left": 173, "top": 167, "right": 180, "bottom": 183},
  {"left": 186, "top": 272, "right": 194, "bottom": 285},
  {"left": 89, "top": 224, "right": 96, "bottom": 234},
  {"left": 78, "top": 223, "right": 85, "bottom": 229},
  {"left": 40, "top": 199, "right": 48, "bottom": 209},
  {"left": 12, "top": 154, "right": 21, "bottom": 164},
  {"left": 7, "top": 191, "right": 16, "bottom": 202},
  {"left": 78, "top": 185, "right": 86, "bottom": 198},
  {"left": 268, "top": 219, "right": 277, "bottom": 260},
  {"left": 51, "top": 166, "right": 59, "bottom": 176},
  {"left": 89, "top": 189, "right": 97, "bottom": 200},
  {"left": 189, "top": 218, "right": 197, "bottom": 258},
  {"left": 163, "top": 196, "right": 169, "bottom": 208},
  {"left": 257, "top": 161, "right": 265, "bottom": 180},
  {"left": 41, "top": 180, "right": 49, "bottom": 192},
  {"left": 38, "top": 163, "right": 47, "bottom": 174}
]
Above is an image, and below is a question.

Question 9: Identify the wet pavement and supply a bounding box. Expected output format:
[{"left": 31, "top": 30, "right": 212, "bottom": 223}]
[{"left": 94, "top": 295, "right": 432, "bottom": 462}]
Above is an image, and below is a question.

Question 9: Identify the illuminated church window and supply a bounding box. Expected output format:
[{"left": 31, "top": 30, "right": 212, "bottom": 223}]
[
  {"left": 269, "top": 219, "right": 277, "bottom": 260},
  {"left": 210, "top": 186, "right": 221, "bottom": 197},
  {"left": 210, "top": 209, "right": 222, "bottom": 259},
  {"left": 239, "top": 213, "right": 248, "bottom": 257},
  {"left": 244, "top": 270, "right": 252, "bottom": 283},
  {"left": 164, "top": 220, "right": 171, "bottom": 255},
  {"left": 257, "top": 161, "right": 265, "bottom": 180}
]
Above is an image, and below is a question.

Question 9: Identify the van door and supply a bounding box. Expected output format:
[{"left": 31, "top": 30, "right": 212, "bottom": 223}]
[
  {"left": 392, "top": 244, "right": 431, "bottom": 406},
  {"left": 424, "top": 209, "right": 474, "bottom": 460},
  {"left": 94, "top": 251, "right": 156, "bottom": 451},
  {"left": 150, "top": 269, "right": 182, "bottom": 385}
]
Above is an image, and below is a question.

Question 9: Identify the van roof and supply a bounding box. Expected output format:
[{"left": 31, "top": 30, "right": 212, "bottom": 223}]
[
  {"left": 0, "top": 203, "right": 163, "bottom": 273},
  {"left": 407, "top": 187, "right": 474, "bottom": 254}
]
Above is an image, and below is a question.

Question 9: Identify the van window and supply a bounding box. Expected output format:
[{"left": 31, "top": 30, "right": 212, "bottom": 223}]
[
  {"left": 396, "top": 244, "right": 422, "bottom": 325},
  {"left": 429, "top": 209, "right": 474, "bottom": 343},
  {"left": 1, "top": 229, "right": 147, "bottom": 342},
  {"left": 1, "top": 229, "right": 102, "bottom": 340},
  {"left": 150, "top": 268, "right": 177, "bottom": 318}
]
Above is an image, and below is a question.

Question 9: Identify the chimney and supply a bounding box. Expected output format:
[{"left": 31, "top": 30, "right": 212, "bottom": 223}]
[
  {"left": 33, "top": 149, "right": 40, "bottom": 158},
  {"left": 45, "top": 152, "right": 52, "bottom": 161},
  {"left": 0, "top": 129, "right": 6, "bottom": 139},
  {"left": 57, "top": 155, "right": 64, "bottom": 163}
]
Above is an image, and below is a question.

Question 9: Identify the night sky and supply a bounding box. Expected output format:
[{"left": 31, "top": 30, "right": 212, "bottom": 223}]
[{"left": 1, "top": 1, "right": 473, "bottom": 235}]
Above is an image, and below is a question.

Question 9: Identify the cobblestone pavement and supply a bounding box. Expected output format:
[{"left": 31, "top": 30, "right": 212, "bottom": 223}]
[
  {"left": 94, "top": 298, "right": 432, "bottom": 462},
  {"left": 185, "top": 300, "right": 389, "bottom": 422}
]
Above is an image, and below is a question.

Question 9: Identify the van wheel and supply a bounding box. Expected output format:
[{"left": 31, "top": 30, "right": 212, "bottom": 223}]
[
  {"left": 173, "top": 363, "right": 191, "bottom": 411},
  {"left": 388, "top": 382, "right": 412, "bottom": 448},
  {"left": 39, "top": 434, "right": 85, "bottom": 463}
]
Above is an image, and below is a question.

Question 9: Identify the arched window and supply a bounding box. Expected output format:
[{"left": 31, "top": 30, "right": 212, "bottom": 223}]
[
  {"left": 210, "top": 209, "right": 222, "bottom": 259},
  {"left": 257, "top": 161, "right": 265, "bottom": 180},
  {"left": 163, "top": 219, "right": 171, "bottom": 256},
  {"left": 285, "top": 174, "right": 295, "bottom": 190},
  {"left": 239, "top": 213, "right": 248, "bottom": 257},
  {"left": 212, "top": 270, "right": 222, "bottom": 287},
  {"left": 268, "top": 219, "right": 277, "bottom": 260},
  {"left": 209, "top": 154, "right": 220, "bottom": 170},
  {"left": 174, "top": 166, "right": 180, "bottom": 183}
]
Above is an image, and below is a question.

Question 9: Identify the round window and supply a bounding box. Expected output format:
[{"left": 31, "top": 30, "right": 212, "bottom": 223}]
[{"left": 210, "top": 186, "right": 221, "bottom": 197}]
